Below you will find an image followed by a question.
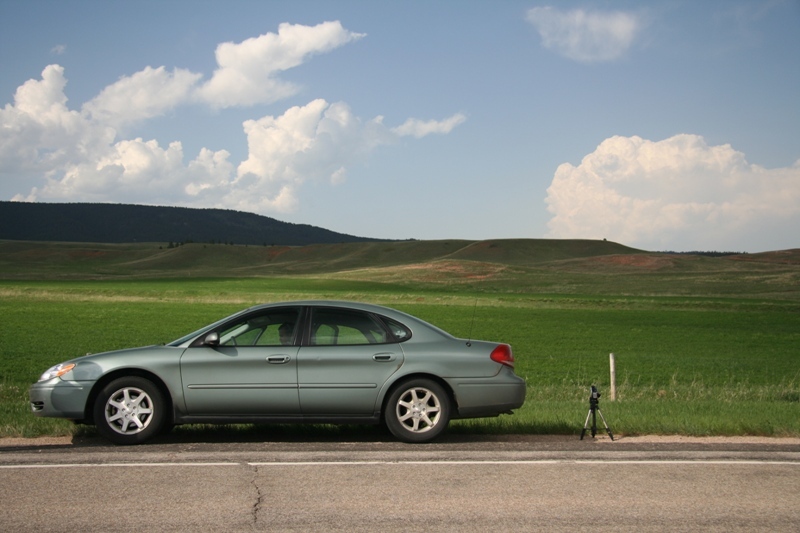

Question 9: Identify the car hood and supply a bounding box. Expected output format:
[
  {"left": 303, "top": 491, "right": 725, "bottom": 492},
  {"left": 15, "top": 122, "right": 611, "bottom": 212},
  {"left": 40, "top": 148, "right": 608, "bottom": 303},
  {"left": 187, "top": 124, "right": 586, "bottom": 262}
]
[{"left": 61, "top": 345, "right": 180, "bottom": 381}]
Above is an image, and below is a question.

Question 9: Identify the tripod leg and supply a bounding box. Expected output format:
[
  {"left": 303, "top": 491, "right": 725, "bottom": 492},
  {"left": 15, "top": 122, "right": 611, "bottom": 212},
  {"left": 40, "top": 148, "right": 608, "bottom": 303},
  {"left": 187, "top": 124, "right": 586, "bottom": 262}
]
[
  {"left": 580, "top": 409, "right": 592, "bottom": 440},
  {"left": 591, "top": 407, "right": 597, "bottom": 438},
  {"left": 596, "top": 408, "right": 614, "bottom": 441}
]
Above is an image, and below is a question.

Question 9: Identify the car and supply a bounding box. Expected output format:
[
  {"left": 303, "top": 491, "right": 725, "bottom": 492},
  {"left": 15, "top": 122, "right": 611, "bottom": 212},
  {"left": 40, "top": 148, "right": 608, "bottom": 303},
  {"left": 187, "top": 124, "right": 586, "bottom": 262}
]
[{"left": 30, "top": 300, "right": 526, "bottom": 444}]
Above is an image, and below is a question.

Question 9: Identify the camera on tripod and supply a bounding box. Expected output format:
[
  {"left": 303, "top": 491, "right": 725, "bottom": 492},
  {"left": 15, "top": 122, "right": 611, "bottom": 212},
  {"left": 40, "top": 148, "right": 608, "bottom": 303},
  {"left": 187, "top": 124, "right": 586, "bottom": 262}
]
[{"left": 580, "top": 385, "right": 614, "bottom": 441}]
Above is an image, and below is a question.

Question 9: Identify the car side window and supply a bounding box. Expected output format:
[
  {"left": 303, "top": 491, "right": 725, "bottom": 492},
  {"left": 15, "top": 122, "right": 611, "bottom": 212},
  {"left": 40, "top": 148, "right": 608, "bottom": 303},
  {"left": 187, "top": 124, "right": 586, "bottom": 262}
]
[
  {"left": 310, "top": 308, "right": 389, "bottom": 346},
  {"left": 382, "top": 317, "right": 412, "bottom": 342},
  {"left": 218, "top": 308, "right": 300, "bottom": 347}
]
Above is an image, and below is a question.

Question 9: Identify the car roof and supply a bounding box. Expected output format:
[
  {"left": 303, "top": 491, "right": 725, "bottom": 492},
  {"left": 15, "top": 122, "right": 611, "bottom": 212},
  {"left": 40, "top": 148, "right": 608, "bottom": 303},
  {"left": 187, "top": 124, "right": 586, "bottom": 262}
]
[
  {"left": 243, "top": 300, "right": 454, "bottom": 339},
  {"left": 246, "top": 300, "right": 399, "bottom": 314}
]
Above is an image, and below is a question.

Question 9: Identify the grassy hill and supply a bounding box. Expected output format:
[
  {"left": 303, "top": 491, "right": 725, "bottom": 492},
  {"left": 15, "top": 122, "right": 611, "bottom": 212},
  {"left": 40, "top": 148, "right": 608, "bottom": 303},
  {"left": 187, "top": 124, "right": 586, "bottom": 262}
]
[
  {"left": 1, "top": 238, "right": 798, "bottom": 301},
  {"left": 0, "top": 238, "right": 642, "bottom": 278}
]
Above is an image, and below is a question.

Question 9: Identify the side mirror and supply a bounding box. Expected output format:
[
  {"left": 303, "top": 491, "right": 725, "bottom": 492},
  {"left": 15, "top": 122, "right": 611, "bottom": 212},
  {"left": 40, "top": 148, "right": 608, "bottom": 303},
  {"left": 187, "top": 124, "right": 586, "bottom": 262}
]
[{"left": 203, "top": 332, "right": 220, "bottom": 347}]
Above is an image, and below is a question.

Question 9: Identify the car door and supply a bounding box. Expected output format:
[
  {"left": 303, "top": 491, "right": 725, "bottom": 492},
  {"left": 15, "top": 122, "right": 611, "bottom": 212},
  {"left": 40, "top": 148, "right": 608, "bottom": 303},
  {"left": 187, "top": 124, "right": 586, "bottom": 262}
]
[
  {"left": 180, "top": 307, "right": 301, "bottom": 415},
  {"left": 297, "top": 307, "right": 404, "bottom": 415}
]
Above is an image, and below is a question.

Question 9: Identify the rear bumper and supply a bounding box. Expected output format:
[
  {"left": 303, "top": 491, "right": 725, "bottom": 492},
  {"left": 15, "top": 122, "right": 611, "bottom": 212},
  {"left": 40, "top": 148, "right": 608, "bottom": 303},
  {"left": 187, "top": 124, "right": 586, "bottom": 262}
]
[
  {"left": 29, "top": 379, "right": 93, "bottom": 420},
  {"left": 446, "top": 369, "right": 526, "bottom": 419}
]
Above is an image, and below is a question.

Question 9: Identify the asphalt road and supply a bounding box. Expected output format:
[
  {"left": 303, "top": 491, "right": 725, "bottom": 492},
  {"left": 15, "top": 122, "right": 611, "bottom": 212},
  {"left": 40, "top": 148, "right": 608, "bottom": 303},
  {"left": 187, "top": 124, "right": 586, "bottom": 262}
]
[{"left": 2, "top": 433, "right": 799, "bottom": 532}]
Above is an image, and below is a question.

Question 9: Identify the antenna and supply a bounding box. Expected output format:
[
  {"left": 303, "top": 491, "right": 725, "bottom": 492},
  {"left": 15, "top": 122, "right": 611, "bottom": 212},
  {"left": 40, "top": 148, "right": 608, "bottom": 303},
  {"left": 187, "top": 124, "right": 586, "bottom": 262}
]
[{"left": 466, "top": 297, "right": 478, "bottom": 347}]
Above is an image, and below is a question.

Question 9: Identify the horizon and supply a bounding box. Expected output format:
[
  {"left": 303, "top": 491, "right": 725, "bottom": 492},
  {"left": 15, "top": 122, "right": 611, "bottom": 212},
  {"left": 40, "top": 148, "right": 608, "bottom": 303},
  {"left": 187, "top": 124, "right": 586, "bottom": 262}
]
[{"left": 3, "top": 200, "right": 789, "bottom": 255}]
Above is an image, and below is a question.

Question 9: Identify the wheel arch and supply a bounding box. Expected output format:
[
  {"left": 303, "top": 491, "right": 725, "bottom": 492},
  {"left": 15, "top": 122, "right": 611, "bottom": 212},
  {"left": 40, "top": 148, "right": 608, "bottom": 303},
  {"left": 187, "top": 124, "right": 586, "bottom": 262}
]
[
  {"left": 379, "top": 372, "right": 457, "bottom": 422},
  {"left": 84, "top": 369, "right": 175, "bottom": 426}
]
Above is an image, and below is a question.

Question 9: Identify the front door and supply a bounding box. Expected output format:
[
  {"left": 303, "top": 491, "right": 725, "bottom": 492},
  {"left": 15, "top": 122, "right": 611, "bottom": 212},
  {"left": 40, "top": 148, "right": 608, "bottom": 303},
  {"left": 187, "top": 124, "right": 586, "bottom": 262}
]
[{"left": 180, "top": 307, "right": 302, "bottom": 415}]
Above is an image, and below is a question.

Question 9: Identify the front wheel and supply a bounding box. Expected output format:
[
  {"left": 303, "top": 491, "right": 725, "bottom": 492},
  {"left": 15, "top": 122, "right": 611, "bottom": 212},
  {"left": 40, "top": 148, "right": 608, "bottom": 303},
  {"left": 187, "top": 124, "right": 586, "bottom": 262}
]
[
  {"left": 93, "top": 376, "right": 165, "bottom": 445},
  {"left": 384, "top": 379, "right": 450, "bottom": 443}
]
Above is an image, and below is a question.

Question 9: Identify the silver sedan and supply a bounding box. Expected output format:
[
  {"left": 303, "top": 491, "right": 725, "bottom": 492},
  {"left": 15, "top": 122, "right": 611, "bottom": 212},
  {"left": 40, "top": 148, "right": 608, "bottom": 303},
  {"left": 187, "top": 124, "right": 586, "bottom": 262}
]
[{"left": 30, "top": 301, "right": 526, "bottom": 444}]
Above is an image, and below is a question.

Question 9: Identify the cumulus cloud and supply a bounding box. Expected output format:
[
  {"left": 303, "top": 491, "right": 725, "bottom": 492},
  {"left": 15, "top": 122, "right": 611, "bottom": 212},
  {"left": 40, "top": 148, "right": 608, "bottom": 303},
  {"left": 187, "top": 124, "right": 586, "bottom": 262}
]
[
  {"left": 526, "top": 6, "right": 641, "bottom": 62},
  {"left": 80, "top": 21, "right": 364, "bottom": 124},
  {"left": 392, "top": 113, "right": 467, "bottom": 138},
  {"left": 32, "top": 138, "right": 205, "bottom": 204},
  {"left": 83, "top": 66, "right": 201, "bottom": 128},
  {"left": 221, "top": 100, "right": 463, "bottom": 213},
  {"left": 1, "top": 22, "right": 465, "bottom": 215},
  {"left": 225, "top": 99, "right": 384, "bottom": 212},
  {"left": 545, "top": 134, "right": 800, "bottom": 251},
  {"left": 196, "top": 21, "right": 366, "bottom": 108},
  {"left": 0, "top": 65, "right": 115, "bottom": 181}
]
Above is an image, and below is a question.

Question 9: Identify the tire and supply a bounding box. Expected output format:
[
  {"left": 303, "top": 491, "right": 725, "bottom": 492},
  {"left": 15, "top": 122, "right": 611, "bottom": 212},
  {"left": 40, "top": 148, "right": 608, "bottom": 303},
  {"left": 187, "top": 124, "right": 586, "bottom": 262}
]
[
  {"left": 93, "top": 376, "right": 165, "bottom": 445},
  {"left": 384, "top": 378, "right": 450, "bottom": 443}
]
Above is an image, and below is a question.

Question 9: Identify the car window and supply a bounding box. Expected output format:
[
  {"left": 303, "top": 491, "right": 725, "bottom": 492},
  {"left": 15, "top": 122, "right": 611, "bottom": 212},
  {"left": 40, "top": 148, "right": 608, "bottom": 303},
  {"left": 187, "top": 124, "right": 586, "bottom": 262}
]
[
  {"left": 382, "top": 317, "right": 412, "bottom": 342},
  {"left": 218, "top": 308, "right": 300, "bottom": 347},
  {"left": 310, "top": 308, "right": 389, "bottom": 346}
]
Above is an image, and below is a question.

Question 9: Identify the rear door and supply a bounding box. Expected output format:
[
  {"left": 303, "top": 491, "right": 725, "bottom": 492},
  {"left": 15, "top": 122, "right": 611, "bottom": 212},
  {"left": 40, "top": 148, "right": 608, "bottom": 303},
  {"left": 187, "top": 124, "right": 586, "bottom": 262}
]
[{"left": 297, "top": 307, "right": 404, "bottom": 415}]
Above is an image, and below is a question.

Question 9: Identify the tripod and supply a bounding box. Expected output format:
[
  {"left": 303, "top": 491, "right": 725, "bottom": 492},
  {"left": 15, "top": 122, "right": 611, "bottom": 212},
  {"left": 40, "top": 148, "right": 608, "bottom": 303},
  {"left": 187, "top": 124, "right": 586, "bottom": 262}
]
[{"left": 580, "top": 385, "right": 614, "bottom": 440}]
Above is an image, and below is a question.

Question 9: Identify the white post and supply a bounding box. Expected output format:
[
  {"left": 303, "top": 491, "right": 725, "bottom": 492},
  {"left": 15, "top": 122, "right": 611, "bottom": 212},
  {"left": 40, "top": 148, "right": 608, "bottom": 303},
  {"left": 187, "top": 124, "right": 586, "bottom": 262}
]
[{"left": 609, "top": 353, "right": 617, "bottom": 401}]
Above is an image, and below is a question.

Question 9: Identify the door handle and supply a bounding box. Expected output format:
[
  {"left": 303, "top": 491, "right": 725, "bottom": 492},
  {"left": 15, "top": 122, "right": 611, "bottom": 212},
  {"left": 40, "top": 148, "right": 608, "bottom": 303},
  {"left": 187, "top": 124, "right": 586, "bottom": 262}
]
[
  {"left": 372, "top": 353, "right": 395, "bottom": 362},
  {"left": 267, "top": 355, "right": 290, "bottom": 364}
]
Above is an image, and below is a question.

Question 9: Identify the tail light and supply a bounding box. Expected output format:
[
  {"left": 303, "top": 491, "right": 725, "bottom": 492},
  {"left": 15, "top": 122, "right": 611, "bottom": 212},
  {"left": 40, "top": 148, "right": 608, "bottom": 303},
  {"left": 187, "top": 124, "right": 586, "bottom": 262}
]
[{"left": 490, "top": 344, "right": 515, "bottom": 368}]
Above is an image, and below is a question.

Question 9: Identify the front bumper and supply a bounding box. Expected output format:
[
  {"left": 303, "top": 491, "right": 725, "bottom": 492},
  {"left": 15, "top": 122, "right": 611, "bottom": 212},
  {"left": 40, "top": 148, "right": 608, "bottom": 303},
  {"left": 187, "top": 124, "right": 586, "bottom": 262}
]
[{"left": 29, "top": 379, "right": 94, "bottom": 420}]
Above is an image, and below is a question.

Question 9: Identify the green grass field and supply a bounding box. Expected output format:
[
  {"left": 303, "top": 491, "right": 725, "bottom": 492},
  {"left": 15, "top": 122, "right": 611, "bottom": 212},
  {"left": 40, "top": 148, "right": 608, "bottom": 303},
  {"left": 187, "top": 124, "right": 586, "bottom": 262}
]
[
  {"left": 1, "top": 240, "right": 798, "bottom": 439},
  {"left": 2, "top": 278, "right": 798, "bottom": 439}
]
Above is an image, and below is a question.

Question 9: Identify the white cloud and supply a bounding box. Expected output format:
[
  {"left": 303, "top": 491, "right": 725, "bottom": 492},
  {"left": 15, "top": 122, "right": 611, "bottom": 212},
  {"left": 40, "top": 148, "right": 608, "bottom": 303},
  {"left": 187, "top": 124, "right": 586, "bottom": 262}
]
[
  {"left": 35, "top": 138, "right": 194, "bottom": 203},
  {"left": 526, "top": 6, "right": 641, "bottom": 62},
  {"left": 545, "top": 134, "right": 800, "bottom": 251},
  {"left": 83, "top": 66, "right": 201, "bottom": 128},
  {"left": 196, "top": 21, "right": 366, "bottom": 108},
  {"left": 1, "top": 48, "right": 464, "bottom": 215},
  {"left": 230, "top": 99, "right": 395, "bottom": 213},
  {"left": 78, "top": 21, "right": 365, "bottom": 126},
  {"left": 392, "top": 113, "right": 467, "bottom": 138},
  {"left": 0, "top": 65, "right": 114, "bottom": 181}
]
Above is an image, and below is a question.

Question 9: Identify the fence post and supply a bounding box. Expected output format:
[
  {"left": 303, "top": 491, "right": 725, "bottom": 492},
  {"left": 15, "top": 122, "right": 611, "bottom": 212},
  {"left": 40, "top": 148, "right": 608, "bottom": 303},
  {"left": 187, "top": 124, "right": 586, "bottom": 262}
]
[{"left": 609, "top": 353, "right": 617, "bottom": 401}]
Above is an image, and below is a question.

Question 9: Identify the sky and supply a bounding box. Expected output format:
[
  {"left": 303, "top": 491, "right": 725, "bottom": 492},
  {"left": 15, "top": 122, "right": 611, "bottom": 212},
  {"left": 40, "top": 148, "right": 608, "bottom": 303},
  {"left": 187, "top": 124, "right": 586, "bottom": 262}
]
[{"left": 1, "top": 0, "right": 798, "bottom": 253}]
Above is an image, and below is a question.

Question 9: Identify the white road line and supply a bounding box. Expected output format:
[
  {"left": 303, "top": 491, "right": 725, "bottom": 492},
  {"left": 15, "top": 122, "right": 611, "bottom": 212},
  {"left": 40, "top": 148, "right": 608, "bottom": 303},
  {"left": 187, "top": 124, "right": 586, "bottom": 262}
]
[
  {"left": 248, "top": 460, "right": 800, "bottom": 466},
  {"left": 1, "top": 459, "right": 798, "bottom": 469},
  {"left": 0, "top": 462, "right": 238, "bottom": 469}
]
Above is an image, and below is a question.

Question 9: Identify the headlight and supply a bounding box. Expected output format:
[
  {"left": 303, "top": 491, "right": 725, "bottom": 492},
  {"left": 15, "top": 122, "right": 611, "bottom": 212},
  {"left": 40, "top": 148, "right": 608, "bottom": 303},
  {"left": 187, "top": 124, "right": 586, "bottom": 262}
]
[{"left": 38, "top": 363, "right": 76, "bottom": 382}]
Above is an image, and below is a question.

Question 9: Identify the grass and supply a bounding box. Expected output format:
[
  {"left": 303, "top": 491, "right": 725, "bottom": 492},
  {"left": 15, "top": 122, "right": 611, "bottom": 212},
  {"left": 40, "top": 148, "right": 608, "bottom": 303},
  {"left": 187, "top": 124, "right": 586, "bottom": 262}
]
[
  {"left": 2, "top": 277, "right": 798, "bottom": 439},
  {"left": 2, "top": 239, "right": 799, "bottom": 301}
]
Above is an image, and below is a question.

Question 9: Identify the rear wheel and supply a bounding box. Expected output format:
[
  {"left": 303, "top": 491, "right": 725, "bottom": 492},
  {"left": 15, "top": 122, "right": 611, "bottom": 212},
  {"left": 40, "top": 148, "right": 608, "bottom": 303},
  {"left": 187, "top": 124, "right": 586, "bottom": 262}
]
[
  {"left": 384, "top": 378, "right": 450, "bottom": 443},
  {"left": 93, "top": 376, "right": 165, "bottom": 445}
]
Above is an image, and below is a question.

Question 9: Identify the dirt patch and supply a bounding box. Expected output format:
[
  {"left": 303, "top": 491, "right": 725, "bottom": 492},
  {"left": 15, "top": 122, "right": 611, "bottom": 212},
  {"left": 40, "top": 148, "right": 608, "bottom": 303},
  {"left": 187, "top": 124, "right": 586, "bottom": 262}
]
[
  {"left": 1, "top": 436, "right": 74, "bottom": 447},
  {"left": 727, "top": 249, "right": 800, "bottom": 265},
  {"left": 594, "top": 255, "right": 677, "bottom": 269}
]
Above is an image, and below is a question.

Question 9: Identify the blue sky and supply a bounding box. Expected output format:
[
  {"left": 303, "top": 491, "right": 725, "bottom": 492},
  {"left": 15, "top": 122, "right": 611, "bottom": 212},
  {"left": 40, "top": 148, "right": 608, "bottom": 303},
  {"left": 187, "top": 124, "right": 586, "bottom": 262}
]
[{"left": 1, "top": 0, "right": 798, "bottom": 252}]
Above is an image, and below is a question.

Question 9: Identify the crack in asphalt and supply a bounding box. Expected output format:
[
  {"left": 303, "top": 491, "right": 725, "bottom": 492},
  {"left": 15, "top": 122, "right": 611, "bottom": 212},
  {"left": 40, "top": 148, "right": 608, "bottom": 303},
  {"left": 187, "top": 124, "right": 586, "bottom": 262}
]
[{"left": 250, "top": 464, "right": 264, "bottom": 526}]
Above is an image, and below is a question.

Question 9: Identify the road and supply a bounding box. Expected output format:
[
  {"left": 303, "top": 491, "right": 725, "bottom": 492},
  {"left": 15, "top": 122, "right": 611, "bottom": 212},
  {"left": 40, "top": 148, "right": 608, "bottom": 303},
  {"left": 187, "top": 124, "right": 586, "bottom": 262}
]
[{"left": 1, "top": 433, "right": 798, "bottom": 532}]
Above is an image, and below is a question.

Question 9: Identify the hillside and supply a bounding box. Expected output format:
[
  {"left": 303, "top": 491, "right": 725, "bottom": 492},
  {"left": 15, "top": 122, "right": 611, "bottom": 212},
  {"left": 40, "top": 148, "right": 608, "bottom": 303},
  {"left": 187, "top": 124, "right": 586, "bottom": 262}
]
[
  {"left": 0, "top": 202, "right": 379, "bottom": 246},
  {"left": 1, "top": 239, "right": 798, "bottom": 301},
  {"left": 0, "top": 238, "right": 642, "bottom": 278}
]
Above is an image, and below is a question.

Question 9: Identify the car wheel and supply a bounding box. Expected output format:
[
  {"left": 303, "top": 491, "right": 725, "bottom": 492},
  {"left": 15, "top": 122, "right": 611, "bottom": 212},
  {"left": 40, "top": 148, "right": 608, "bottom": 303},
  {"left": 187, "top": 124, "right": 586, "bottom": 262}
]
[
  {"left": 385, "top": 378, "right": 450, "bottom": 443},
  {"left": 93, "top": 376, "right": 165, "bottom": 445}
]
